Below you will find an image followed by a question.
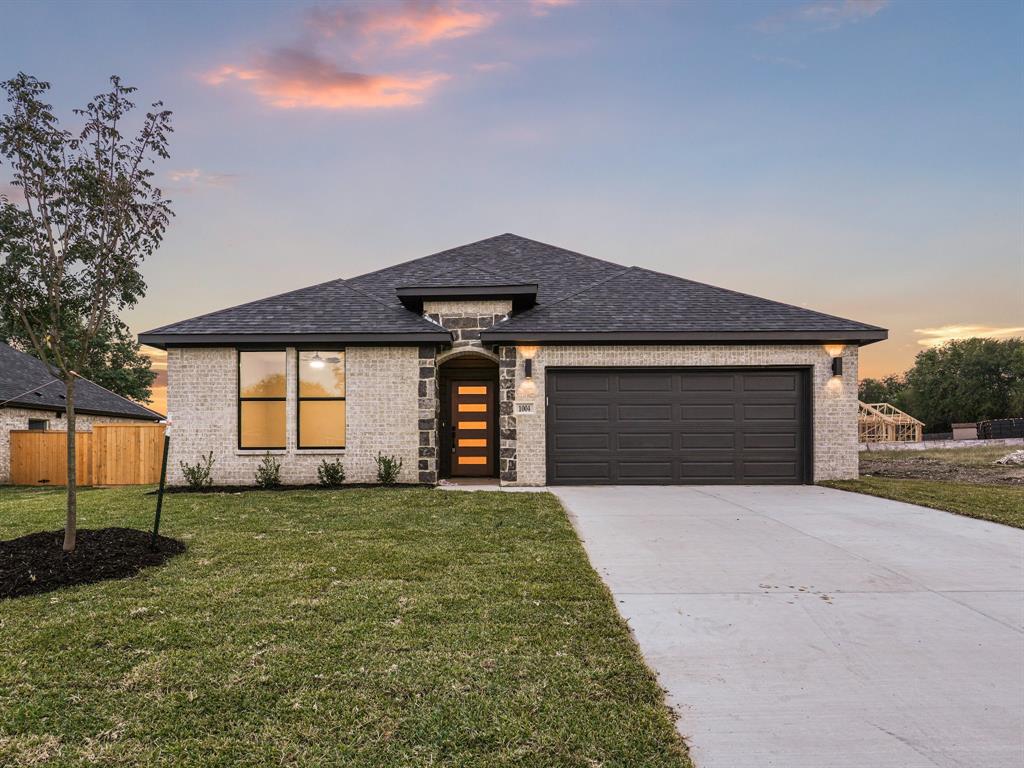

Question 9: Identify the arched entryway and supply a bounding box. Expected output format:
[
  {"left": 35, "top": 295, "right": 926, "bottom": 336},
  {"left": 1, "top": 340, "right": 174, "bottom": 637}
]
[{"left": 437, "top": 351, "right": 499, "bottom": 479}]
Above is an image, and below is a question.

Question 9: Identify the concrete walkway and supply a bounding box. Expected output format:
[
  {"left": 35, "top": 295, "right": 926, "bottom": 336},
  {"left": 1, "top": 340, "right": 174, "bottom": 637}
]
[{"left": 553, "top": 485, "right": 1024, "bottom": 768}]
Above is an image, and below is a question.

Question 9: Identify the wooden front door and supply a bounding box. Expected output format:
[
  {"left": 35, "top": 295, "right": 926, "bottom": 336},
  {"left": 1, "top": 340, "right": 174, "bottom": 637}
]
[{"left": 451, "top": 380, "right": 494, "bottom": 476}]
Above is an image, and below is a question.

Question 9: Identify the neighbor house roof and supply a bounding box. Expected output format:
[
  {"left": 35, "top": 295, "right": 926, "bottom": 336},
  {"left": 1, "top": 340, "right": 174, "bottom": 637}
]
[
  {"left": 139, "top": 233, "right": 887, "bottom": 347},
  {"left": 0, "top": 343, "right": 163, "bottom": 420}
]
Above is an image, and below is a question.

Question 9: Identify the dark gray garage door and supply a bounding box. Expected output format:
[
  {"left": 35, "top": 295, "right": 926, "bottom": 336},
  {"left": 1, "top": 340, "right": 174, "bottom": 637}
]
[{"left": 546, "top": 368, "right": 810, "bottom": 485}]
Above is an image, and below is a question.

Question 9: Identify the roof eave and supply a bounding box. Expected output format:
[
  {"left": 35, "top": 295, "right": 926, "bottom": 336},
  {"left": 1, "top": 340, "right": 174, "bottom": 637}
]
[
  {"left": 0, "top": 400, "right": 163, "bottom": 420},
  {"left": 479, "top": 329, "right": 889, "bottom": 346},
  {"left": 138, "top": 331, "right": 453, "bottom": 349}
]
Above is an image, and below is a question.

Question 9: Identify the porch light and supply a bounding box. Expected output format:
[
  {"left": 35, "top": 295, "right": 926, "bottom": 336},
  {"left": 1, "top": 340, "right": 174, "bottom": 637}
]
[
  {"left": 309, "top": 352, "right": 326, "bottom": 369},
  {"left": 524, "top": 358, "right": 533, "bottom": 379},
  {"left": 831, "top": 356, "right": 843, "bottom": 377}
]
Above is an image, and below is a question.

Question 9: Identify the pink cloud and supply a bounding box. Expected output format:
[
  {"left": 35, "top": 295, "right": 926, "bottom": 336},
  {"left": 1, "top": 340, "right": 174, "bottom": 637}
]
[
  {"left": 530, "top": 0, "right": 577, "bottom": 16},
  {"left": 307, "top": 2, "right": 493, "bottom": 50},
  {"left": 203, "top": 48, "right": 447, "bottom": 110}
]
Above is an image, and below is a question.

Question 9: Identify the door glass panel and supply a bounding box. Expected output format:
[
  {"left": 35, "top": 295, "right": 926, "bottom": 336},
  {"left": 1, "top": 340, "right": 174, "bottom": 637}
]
[
  {"left": 458, "top": 421, "right": 487, "bottom": 430},
  {"left": 458, "top": 438, "right": 487, "bottom": 447},
  {"left": 458, "top": 385, "right": 487, "bottom": 395},
  {"left": 458, "top": 403, "right": 487, "bottom": 412},
  {"left": 458, "top": 456, "right": 487, "bottom": 465}
]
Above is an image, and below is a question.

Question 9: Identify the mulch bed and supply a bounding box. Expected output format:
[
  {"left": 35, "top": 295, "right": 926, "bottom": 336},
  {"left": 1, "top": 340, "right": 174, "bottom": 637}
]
[
  {"left": 159, "top": 483, "right": 431, "bottom": 494},
  {"left": 1, "top": 528, "right": 185, "bottom": 600}
]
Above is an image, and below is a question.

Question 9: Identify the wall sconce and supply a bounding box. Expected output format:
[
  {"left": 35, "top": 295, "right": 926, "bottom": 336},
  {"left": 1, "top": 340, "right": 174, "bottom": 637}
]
[
  {"left": 524, "top": 358, "right": 533, "bottom": 379},
  {"left": 831, "top": 356, "right": 843, "bottom": 377}
]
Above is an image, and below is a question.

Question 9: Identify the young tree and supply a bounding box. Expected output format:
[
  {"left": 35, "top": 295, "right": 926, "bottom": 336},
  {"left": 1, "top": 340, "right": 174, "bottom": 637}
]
[{"left": 0, "top": 74, "right": 172, "bottom": 551}]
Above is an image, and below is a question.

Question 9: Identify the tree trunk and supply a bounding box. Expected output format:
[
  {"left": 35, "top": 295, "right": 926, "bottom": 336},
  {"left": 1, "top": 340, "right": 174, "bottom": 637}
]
[{"left": 63, "top": 376, "right": 77, "bottom": 553}]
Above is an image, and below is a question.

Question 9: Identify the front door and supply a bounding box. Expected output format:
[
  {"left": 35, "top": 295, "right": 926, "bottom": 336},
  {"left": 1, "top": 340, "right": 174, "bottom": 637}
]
[{"left": 451, "top": 380, "right": 494, "bottom": 476}]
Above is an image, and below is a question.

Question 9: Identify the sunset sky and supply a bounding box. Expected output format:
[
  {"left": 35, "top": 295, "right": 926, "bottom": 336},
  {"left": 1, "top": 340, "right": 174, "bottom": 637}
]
[{"left": 2, "top": 0, "right": 1022, "bottom": 415}]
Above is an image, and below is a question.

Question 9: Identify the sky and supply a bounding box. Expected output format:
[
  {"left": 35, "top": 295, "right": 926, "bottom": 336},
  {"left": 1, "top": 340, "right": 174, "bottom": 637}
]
[{"left": 2, "top": 0, "right": 1022, "bottom": 415}]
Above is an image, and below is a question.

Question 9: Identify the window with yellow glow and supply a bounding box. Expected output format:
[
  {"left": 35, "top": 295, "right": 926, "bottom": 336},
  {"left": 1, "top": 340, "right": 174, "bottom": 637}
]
[
  {"left": 459, "top": 421, "right": 487, "bottom": 430},
  {"left": 458, "top": 403, "right": 487, "bottom": 412},
  {"left": 239, "top": 351, "right": 286, "bottom": 448},
  {"left": 298, "top": 351, "right": 346, "bottom": 448},
  {"left": 458, "top": 456, "right": 487, "bottom": 465},
  {"left": 458, "top": 385, "right": 487, "bottom": 395}
]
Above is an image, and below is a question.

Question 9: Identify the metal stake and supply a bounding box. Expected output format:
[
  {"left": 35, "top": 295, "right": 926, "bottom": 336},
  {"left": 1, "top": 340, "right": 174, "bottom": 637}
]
[{"left": 150, "top": 429, "right": 171, "bottom": 551}]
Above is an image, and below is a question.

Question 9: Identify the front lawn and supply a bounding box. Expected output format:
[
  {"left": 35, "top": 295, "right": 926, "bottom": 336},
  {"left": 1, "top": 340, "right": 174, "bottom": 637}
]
[
  {"left": 0, "top": 487, "right": 690, "bottom": 767},
  {"left": 823, "top": 477, "right": 1024, "bottom": 530}
]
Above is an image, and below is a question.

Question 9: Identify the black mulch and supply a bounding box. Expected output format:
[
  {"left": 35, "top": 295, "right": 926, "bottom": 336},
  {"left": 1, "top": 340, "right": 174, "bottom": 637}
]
[{"left": 1, "top": 528, "right": 186, "bottom": 600}]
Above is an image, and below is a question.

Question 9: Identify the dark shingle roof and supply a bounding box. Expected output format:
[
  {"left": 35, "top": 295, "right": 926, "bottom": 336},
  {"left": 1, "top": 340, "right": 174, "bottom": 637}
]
[
  {"left": 482, "top": 266, "right": 885, "bottom": 340},
  {"left": 0, "top": 343, "right": 162, "bottom": 420},
  {"left": 140, "top": 278, "right": 449, "bottom": 342},
  {"left": 349, "top": 234, "right": 625, "bottom": 306},
  {"left": 139, "top": 233, "right": 886, "bottom": 345}
]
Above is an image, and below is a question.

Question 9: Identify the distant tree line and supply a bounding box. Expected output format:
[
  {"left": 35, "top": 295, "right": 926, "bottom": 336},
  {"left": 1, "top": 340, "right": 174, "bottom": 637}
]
[{"left": 859, "top": 338, "right": 1024, "bottom": 433}]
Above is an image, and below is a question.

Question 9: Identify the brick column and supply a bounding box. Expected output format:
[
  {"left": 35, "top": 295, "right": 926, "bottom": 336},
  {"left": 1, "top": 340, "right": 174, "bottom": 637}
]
[
  {"left": 417, "top": 344, "right": 438, "bottom": 484},
  {"left": 498, "top": 345, "right": 517, "bottom": 483}
]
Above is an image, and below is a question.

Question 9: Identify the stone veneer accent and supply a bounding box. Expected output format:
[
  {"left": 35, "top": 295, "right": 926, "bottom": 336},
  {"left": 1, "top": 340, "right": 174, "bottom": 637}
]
[
  {"left": 424, "top": 300, "right": 512, "bottom": 349},
  {"left": 502, "top": 344, "right": 860, "bottom": 486},
  {"left": 166, "top": 346, "right": 420, "bottom": 486},
  {"left": 417, "top": 344, "right": 438, "bottom": 483},
  {"left": 498, "top": 346, "right": 517, "bottom": 482},
  {"left": 0, "top": 407, "right": 143, "bottom": 484}
]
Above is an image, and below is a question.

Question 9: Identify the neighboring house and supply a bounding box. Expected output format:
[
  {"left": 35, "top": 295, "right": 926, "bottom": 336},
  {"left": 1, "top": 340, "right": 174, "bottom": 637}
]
[
  {"left": 0, "top": 343, "right": 163, "bottom": 484},
  {"left": 139, "top": 234, "right": 886, "bottom": 487}
]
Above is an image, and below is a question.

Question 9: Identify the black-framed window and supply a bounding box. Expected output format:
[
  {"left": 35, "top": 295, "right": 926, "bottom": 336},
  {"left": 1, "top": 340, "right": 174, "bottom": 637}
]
[
  {"left": 238, "top": 351, "right": 286, "bottom": 449},
  {"left": 27, "top": 418, "right": 48, "bottom": 431},
  {"left": 298, "top": 350, "right": 345, "bottom": 449}
]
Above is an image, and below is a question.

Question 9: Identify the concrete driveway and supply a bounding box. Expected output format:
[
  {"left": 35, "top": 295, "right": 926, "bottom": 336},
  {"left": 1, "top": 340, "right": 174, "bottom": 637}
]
[{"left": 553, "top": 485, "right": 1024, "bottom": 768}]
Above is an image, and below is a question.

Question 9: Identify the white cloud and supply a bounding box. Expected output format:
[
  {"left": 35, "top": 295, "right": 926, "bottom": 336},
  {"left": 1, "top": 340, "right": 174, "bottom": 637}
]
[{"left": 914, "top": 325, "right": 1024, "bottom": 347}]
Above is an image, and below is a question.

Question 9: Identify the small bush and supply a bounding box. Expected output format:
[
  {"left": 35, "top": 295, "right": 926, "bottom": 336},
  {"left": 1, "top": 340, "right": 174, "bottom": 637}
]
[
  {"left": 317, "top": 458, "right": 346, "bottom": 487},
  {"left": 255, "top": 452, "right": 282, "bottom": 489},
  {"left": 179, "top": 452, "right": 215, "bottom": 490},
  {"left": 375, "top": 453, "right": 403, "bottom": 485}
]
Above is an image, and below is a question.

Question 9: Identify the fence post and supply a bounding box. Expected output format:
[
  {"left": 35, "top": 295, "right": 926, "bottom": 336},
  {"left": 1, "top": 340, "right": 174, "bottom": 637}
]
[{"left": 150, "top": 420, "right": 172, "bottom": 551}]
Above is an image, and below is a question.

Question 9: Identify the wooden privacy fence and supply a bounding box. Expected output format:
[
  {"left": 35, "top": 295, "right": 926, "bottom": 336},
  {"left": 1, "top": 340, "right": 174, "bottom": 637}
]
[{"left": 10, "top": 424, "right": 165, "bottom": 486}]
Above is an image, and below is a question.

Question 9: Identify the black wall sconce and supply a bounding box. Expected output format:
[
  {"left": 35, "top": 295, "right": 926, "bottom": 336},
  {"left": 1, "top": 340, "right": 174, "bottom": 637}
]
[
  {"left": 524, "top": 358, "right": 533, "bottom": 379},
  {"left": 831, "top": 356, "right": 843, "bottom": 377}
]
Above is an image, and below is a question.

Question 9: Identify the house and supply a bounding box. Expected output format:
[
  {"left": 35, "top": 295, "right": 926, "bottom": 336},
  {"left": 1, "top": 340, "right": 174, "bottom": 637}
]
[
  {"left": 139, "top": 234, "right": 886, "bottom": 487},
  {"left": 0, "top": 342, "right": 163, "bottom": 484}
]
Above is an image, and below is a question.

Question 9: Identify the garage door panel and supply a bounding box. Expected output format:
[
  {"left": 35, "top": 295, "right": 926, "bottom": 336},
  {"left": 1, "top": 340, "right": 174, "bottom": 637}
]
[
  {"left": 547, "top": 368, "right": 809, "bottom": 485},
  {"left": 554, "top": 404, "right": 609, "bottom": 421},
  {"left": 680, "top": 374, "right": 735, "bottom": 392},
  {"left": 618, "top": 404, "right": 673, "bottom": 421},
  {"left": 743, "top": 403, "right": 797, "bottom": 421},
  {"left": 616, "top": 373, "right": 674, "bottom": 392},
  {"left": 553, "top": 433, "right": 610, "bottom": 451},
  {"left": 681, "top": 432, "right": 735, "bottom": 449},
  {"left": 617, "top": 433, "right": 673, "bottom": 450}
]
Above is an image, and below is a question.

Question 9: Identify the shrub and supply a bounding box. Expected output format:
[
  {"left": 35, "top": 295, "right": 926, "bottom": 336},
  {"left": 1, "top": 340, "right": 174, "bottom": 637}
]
[
  {"left": 375, "top": 453, "right": 403, "bottom": 485},
  {"left": 179, "top": 452, "right": 215, "bottom": 490},
  {"left": 255, "top": 452, "right": 282, "bottom": 489},
  {"left": 317, "top": 458, "right": 346, "bottom": 487}
]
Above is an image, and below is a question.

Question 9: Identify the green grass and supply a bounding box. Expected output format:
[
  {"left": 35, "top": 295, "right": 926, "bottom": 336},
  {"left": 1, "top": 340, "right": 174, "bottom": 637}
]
[
  {"left": 823, "top": 477, "right": 1024, "bottom": 529},
  {"left": 0, "top": 487, "right": 690, "bottom": 768},
  {"left": 860, "top": 444, "right": 1017, "bottom": 466}
]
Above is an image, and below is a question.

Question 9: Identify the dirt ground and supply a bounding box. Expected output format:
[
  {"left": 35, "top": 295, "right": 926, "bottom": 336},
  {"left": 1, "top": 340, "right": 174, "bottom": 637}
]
[{"left": 859, "top": 444, "right": 1024, "bottom": 486}]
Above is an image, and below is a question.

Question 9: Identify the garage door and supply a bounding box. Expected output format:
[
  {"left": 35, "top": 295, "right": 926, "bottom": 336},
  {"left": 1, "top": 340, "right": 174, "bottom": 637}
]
[{"left": 546, "top": 368, "right": 810, "bottom": 485}]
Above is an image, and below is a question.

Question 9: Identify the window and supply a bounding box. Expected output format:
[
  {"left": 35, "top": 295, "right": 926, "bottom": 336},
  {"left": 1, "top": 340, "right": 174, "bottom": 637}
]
[
  {"left": 239, "top": 351, "right": 286, "bottom": 449},
  {"left": 298, "top": 351, "right": 345, "bottom": 448},
  {"left": 27, "top": 419, "right": 48, "bottom": 431}
]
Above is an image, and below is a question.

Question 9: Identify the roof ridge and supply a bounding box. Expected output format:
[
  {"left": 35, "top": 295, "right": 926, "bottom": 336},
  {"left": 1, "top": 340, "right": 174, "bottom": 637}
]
[
  {"left": 345, "top": 234, "right": 511, "bottom": 285},
  {"left": 494, "top": 233, "right": 628, "bottom": 272},
  {"left": 628, "top": 265, "right": 886, "bottom": 331},
  {"left": 489, "top": 266, "right": 633, "bottom": 328}
]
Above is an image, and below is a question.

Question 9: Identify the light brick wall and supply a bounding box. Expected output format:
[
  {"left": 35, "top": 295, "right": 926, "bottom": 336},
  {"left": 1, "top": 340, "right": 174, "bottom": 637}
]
[
  {"left": 166, "top": 346, "right": 421, "bottom": 486},
  {"left": 502, "top": 344, "right": 860, "bottom": 485},
  {"left": 0, "top": 407, "right": 142, "bottom": 484}
]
